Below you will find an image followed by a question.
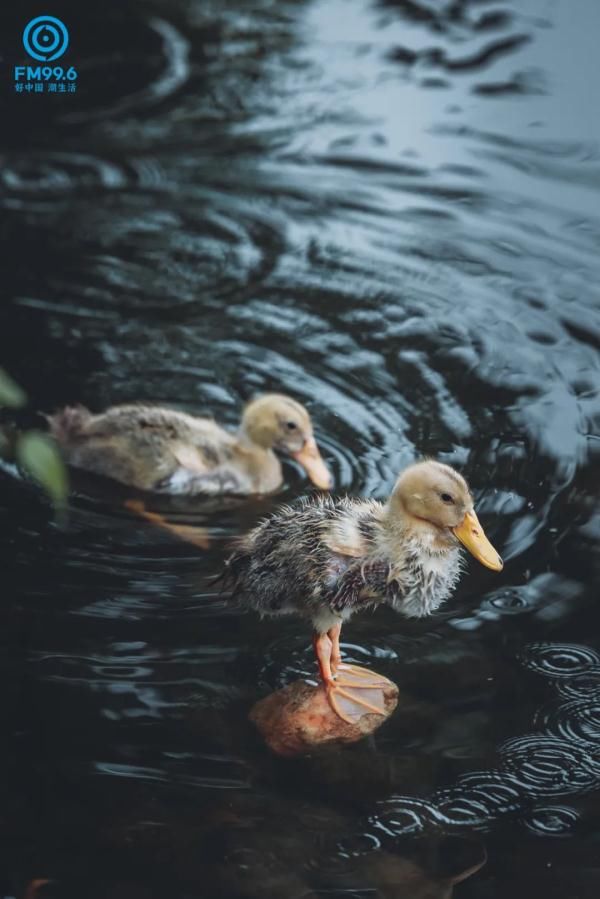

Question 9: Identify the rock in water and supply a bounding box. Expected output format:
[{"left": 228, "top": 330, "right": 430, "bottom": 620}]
[{"left": 250, "top": 665, "right": 398, "bottom": 757}]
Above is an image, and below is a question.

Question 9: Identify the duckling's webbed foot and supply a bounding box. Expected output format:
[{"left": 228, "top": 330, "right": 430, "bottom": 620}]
[
  {"left": 326, "top": 665, "right": 388, "bottom": 724},
  {"left": 313, "top": 628, "right": 388, "bottom": 724}
]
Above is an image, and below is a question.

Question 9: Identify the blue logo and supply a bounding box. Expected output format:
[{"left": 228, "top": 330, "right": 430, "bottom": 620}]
[{"left": 23, "top": 15, "right": 69, "bottom": 62}]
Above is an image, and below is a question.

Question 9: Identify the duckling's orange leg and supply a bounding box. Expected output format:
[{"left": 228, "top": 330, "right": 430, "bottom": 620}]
[
  {"left": 328, "top": 622, "right": 342, "bottom": 675},
  {"left": 125, "top": 499, "right": 211, "bottom": 549},
  {"left": 313, "top": 631, "right": 334, "bottom": 682},
  {"left": 313, "top": 629, "right": 387, "bottom": 724}
]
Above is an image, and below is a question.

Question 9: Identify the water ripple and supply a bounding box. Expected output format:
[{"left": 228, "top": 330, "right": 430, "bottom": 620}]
[
  {"left": 499, "top": 735, "right": 600, "bottom": 796},
  {"left": 367, "top": 797, "right": 445, "bottom": 840},
  {"left": 64, "top": 18, "right": 190, "bottom": 124},
  {"left": 431, "top": 772, "right": 526, "bottom": 829},
  {"left": 523, "top": 805, "right": 580, "bottom": 836},
  {"left": 535, "top": 698, "right": 600, "bottom": 747},
  {"left": 519, "top": 643, "right": 600, "bottom": 679}
]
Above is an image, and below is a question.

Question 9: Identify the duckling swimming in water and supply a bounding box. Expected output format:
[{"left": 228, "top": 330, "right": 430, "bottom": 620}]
[
  {"left": 226, "top": 460, "right": 503, "bottom": 721},
  {"left": 47, "top": 393, "right": 332, "bottom": 495}
]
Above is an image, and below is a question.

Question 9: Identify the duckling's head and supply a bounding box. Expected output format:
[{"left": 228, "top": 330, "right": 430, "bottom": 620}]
[
  {"left": 388, "top": 460, "right": 503, "bottom": 571},
  {"left": 241, "top": 394, "right": 333, "bottom": 490}
]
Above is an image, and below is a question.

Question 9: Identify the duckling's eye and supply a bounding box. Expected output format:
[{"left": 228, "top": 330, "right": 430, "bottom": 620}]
[
  {"left": 285, "top": 421, "right": 298, "bottom": 431},
  {"left": 440, "top": 493, "right": 454, "bottom": 504}
]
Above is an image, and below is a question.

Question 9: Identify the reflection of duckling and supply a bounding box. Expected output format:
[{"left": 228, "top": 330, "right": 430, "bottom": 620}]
[
  {"left": 226, "top": 460, "right": 503, "bottom": 721},
  {"left": 48, "top": 393, "right": 331, "bottom": 495},
  {"left": 354, "top": 843, "right": 486, "bottom": 899},
  {"left": 23, "top": 881, "right": 50, "bottom": 899}
]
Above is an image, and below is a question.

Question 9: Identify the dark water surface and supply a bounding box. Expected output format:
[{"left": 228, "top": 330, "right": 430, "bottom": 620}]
[{"left": 1, "top": 0, "right": 599, "bottom": 896}]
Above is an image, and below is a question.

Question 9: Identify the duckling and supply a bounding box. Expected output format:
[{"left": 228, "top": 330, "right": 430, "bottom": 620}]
[
  {"left": 47, "top": 394, "right": 332, "bottom": 495},
  {"left": 225, "top": 460, "right": 503, "bottom": 721}
]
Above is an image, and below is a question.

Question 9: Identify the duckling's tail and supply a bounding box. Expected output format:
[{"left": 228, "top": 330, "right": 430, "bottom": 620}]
[{"left": 45, "top": 405, "right": 91, "bottom": 446}]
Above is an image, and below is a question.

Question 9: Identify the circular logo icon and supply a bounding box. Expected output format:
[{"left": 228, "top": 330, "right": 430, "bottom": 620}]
[{"left": 23, "top": 15, "right": 69, "bottom": 62}]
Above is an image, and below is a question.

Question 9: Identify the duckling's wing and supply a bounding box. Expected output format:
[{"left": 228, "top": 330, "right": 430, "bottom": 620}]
[
  {"left": 329, "top": 558, "right": 393, "bottom": 613},
  {"left": 155, "top": 464, "right": 253, "bottom": 495},
  {"left": 322, "top": 498, "right": 381, "bottom": 559}
]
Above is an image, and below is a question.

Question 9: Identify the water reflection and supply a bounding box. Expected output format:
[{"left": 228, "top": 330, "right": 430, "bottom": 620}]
[{"left": 1, "top": 0, "right": 599, "bottom": 896}]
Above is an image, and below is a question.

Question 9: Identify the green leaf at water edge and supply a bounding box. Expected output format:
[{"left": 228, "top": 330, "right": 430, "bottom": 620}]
[
  {"left": 16, "top": 431, "right": 69, "bottom": 512},
  {"left": 0, "top": 368, "right": 27, "bottom": 408}
]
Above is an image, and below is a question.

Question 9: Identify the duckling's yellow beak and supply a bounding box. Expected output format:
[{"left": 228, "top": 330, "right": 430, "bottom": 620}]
[
  {"left": 453, "top": 509, "right": 503, "bottom": 571},
  {"left": 292, "top": 437, "right": 332, "bottom": 490}
]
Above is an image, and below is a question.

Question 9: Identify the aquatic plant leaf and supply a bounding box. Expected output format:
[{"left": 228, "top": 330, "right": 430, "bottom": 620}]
[
  {"left": 0, "top": 368, "right": 27, "bottom": 408},
  {"left": 17, "top": 431, "right": 69, "bottom": 511}
]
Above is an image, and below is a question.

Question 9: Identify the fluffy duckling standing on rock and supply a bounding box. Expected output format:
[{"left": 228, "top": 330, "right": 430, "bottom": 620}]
[
  {"left": 226, "top": 460, "right": 503, "bottom": 722},
  {"left": 47, "top": 394, "right": 332, "bottom": 495}
]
